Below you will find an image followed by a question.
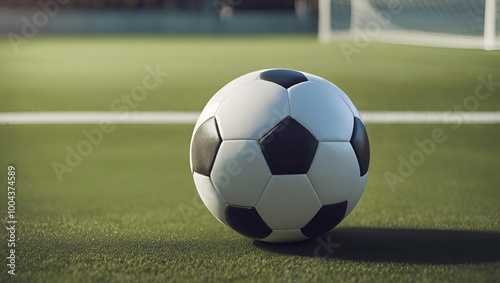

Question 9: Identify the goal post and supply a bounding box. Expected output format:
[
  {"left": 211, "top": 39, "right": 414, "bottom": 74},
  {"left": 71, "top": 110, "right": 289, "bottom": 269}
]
[
  {"left": 484, "top": 0, "right": 497, "bottom": 50},
  {"left": 318, "top": 0, "right": 332, "bottom": 43},
  {"left": 318, "top": 0, "right": 500, "bottom": 50}
]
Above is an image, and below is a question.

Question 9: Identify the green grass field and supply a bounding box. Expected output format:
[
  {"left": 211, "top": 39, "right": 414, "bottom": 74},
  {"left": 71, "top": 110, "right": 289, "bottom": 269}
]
[{"left": 0, "top": 35, "right": 499, "bottom": 282}]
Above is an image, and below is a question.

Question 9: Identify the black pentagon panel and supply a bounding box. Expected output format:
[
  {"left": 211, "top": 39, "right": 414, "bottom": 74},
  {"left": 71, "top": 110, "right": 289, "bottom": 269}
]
[
  {"left": 191, "top": 117, "right": 222, "bottom": 176},
  {"left": 259, "top": 117, "right": 318, "bottom": 175},
  {"left": 225, "top": 204, "right": 272, "bottom": 239},
  {"left": 301, "top": 201, "right": 348, "bottom": 239},
  {"left": 350, "top": 117, "right": 370, "bottom": 176},
  {"left": 258, "top": 69, "right": 308, "bottom": 89}
]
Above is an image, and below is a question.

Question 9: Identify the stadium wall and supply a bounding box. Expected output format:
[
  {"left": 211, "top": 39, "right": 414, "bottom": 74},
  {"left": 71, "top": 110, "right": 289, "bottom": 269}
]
[{"left": 0, "top": 9, "right": 317, "bottom": 35}]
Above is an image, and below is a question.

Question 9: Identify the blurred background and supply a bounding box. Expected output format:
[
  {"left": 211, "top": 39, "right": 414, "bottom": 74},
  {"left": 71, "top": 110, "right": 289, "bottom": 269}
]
[
  {"left": 0, "top": 0, "right": 499, "bottom": 282},
  {"left": 0, "top": 0, "right": 496, "bottom": 36},
  {"left": 0, "top": 0, "right": 317, "bottom": 34},
  {"left": 1, "top": 0, "right": 498, "bottom": 113}
]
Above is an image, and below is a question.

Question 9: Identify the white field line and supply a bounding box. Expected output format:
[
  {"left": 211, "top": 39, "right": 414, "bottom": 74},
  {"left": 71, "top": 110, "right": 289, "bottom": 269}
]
[
  {"left": 360, "top": 111, "right": 500, "bottom": 124},
  {"left": 0, "top": 111, "right": 499, "bottom": 125},
  {"left": 0, "top": 111, "right": 201, "bottom": 125}
]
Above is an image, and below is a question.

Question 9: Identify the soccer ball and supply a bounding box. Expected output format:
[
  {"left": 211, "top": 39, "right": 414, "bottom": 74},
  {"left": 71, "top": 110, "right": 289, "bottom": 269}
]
[{"left": 189, "top": 69, "right": 369, "bottom": 243}]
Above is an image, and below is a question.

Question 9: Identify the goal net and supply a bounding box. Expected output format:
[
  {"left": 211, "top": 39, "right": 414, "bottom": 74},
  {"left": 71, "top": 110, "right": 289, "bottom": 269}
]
[{"left": 319, "top": 0, "right": 500, "bottom": 50}]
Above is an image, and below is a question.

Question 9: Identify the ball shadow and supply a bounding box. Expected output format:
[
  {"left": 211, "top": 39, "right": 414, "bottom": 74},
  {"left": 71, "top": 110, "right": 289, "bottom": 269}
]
[{"left": 253, "top": 227, "right": 500, "bottom": 264}]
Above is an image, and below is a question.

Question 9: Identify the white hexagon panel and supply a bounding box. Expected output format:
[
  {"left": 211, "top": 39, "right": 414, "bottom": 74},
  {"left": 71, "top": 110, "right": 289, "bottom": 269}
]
[
  {"left": 307, "top": 142, "right": 360, "bottom": 205},
  {"left": 193, "top": 172, "right": 228, "bottom": 226},
  {"left": 190, "top": 71, "right": 260, "bottom": 172},
  {"left": 302, "top": 72, "right": 361, "bottom": 119},
  {"left": 289, "top": 81, "right": 354, "bottom": 142},
  {"left": 215, "top": 80, "right": 289, "bottom": 140},
  {"left": 260, "top": 229, "right": 309, "bottom": 243},
  {"left": 192, "top": 70, "right": 261, "bottom": 134},
  {"left": 211, "top": 140, "right": 272, "bottom": 207},
  {"left": 256, "top": 175, "right": 322, "bottom": 230},
  {"left": 345, "top": 173, "right": 369, "bottom": 218}
]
